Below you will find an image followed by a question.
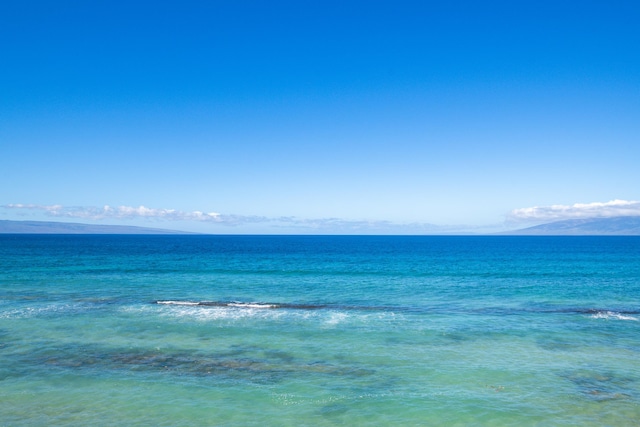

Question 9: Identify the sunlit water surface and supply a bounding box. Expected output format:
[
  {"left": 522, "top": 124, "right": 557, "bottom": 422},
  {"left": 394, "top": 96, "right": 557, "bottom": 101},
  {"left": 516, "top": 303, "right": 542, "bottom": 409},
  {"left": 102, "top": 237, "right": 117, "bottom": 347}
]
[{"left": 1, "top": 235, "right": 639, "bottom": 426}]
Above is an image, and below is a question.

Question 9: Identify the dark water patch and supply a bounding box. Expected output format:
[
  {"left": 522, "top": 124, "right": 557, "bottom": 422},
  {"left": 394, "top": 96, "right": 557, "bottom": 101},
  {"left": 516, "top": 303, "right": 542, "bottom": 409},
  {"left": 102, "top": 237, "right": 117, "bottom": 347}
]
[
  {"left": 264, "top": 350, "right": 295, "bottom": 363},
  {"left": 536, "top": 337, "right": 578, "bottom": 352},
  {"left": 561, "top": 369, "right": 637, "bottom": 401},
  {"left": 11, "top": 342, "right": 376, "bottom": 383},
  {"left": 320, "top": 402, "right": 350, "bottom": 418}
]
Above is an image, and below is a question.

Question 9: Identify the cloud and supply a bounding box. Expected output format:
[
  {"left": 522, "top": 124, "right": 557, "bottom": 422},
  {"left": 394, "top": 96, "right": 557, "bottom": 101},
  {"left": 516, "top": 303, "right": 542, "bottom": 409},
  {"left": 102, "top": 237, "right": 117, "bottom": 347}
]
[
  {"left": 273, "top": 216, "right": 443, "bottom": 233},
  {"left": 1, "top": 204, "right": 262, "bottom": 225},
  {"left": 1, "top": 203, "right": 443, "bottom": 232},
  {"left": 507, "top": 199, "right": 640, "bottom": 222}
]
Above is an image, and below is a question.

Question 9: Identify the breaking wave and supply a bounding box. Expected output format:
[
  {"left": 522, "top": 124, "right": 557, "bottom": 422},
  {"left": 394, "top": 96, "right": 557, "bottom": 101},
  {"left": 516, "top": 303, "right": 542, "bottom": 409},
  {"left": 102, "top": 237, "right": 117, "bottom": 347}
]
[
  {"left": 149, "top": 300, "right": 403, "bottom": 326},
  {"left": 588, "top": 310, "right": 638, "bottom": 321},
  {"left": 153, "top": 300, "right": 640, "bottom": 318},
  {"left": 155, "top": 300, "right": 333, "bottom": 309}
]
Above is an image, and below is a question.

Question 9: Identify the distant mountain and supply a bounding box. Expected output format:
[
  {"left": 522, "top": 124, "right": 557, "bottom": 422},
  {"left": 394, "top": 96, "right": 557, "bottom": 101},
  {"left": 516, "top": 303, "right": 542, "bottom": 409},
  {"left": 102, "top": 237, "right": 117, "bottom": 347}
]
[
  {"left": 0, "top": 220, "right": 192, "bottom": 234},
  {"left": 506, "top": 216, "right": 640, "bottom": 235}
]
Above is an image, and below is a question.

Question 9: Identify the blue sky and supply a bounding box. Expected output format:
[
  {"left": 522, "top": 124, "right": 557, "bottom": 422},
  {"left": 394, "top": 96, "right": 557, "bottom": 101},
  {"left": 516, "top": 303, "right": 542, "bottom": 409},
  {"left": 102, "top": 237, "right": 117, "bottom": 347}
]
[{"left": 2, "top": 1, "right": 640, "bottom": 233}]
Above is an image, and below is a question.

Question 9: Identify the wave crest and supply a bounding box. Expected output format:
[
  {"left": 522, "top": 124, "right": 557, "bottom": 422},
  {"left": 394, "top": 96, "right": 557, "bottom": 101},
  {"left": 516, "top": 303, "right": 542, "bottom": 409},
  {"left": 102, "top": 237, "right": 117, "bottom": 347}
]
[{"left": 589, "top": 311, "right": 638, "bottom": 321}]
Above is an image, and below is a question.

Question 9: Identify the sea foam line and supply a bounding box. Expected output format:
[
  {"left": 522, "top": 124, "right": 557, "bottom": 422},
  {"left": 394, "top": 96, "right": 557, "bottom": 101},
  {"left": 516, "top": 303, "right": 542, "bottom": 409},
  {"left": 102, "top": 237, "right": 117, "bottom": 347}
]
[
  {"left": 156, "top": 301, "right": 201, "bottom": 306},
  {"left": 153, "top": 300, "right": 397, "bottom": 311},
  {"left": 589, "top": 311, "right": 638, "bottom": 321},
  {"left": 153, "top": 300, "right": 640, "bottom": 317},
  {"left": 155, "top": 300, "right": 279, "bottom": 309}
]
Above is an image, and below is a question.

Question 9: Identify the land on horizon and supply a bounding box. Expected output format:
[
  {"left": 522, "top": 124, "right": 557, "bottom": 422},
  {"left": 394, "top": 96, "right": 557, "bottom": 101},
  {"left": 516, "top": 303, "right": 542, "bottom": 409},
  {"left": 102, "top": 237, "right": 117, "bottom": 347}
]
[
  {"left": 2, "top": 217, "right": 640, "bottom": 236},
  {"left": 0, "top": 220, "right": 192, "bottom": 235},
  {"left": 502, "top": 216, "right": 640, "bottom": 236}
]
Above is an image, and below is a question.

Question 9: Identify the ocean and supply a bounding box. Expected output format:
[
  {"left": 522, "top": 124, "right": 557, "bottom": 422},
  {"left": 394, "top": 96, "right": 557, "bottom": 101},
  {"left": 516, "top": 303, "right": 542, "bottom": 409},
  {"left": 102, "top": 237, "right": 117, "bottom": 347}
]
[{"left": 1, "top": 235, "right": 638, "bottom": 426}]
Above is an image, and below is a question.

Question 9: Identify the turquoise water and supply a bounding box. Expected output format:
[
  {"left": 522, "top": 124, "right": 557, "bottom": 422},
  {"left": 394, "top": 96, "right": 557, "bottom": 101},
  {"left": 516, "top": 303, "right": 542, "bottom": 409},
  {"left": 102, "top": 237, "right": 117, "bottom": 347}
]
[{"left": 1, "top": 235, "right": 639, "bottom": 426}]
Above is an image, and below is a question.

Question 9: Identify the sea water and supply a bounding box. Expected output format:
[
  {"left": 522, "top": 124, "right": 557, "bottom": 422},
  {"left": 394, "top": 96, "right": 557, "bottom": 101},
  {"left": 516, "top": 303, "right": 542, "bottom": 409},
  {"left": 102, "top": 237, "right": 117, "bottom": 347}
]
[{"left": 0, "top": 235, "right": 638, "bottom": 426}]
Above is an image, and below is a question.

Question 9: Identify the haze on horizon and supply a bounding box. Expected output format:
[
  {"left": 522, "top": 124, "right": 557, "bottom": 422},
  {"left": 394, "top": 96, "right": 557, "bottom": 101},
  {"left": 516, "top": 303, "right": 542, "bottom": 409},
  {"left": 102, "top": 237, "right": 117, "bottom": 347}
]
[{"left": 2, "top": 1, "right": 639, "bottom": 234}]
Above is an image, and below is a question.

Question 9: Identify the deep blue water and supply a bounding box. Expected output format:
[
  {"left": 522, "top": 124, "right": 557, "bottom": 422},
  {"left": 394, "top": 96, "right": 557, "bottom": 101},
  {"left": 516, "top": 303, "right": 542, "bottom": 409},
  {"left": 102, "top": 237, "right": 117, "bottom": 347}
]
[{"left": 1, "top": 235, "right": 639, "bottom": 425}]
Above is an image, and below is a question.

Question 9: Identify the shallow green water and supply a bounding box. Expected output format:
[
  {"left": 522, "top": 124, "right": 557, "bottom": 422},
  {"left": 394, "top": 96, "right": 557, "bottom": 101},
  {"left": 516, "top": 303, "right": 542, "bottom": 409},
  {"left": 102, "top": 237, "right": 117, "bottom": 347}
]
[{"left": 1, "top": 235, "right": 639, "bottom": 425}]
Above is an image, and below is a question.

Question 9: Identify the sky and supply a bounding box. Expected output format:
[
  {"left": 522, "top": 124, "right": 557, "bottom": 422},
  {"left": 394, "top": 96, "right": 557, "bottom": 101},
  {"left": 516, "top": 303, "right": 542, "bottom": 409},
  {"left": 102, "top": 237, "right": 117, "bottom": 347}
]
[{"left": 1, "top": 1, "right": 640, "bottom": 234}]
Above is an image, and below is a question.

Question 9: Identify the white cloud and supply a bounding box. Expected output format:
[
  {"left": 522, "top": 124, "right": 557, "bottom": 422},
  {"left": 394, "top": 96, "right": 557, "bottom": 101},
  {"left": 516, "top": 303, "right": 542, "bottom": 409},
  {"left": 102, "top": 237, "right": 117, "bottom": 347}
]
[
  {"left": 273, "top": 216, "right": 442, "bottom": 233},
  {"left": 1, "top": 204, "right": 253, "bottom": 224},
  {"left": 507, "top": 199, "right": 640, "bottom": 222},
  {"left": 0, "top": 203, "right": 447, "bottom": 233}
]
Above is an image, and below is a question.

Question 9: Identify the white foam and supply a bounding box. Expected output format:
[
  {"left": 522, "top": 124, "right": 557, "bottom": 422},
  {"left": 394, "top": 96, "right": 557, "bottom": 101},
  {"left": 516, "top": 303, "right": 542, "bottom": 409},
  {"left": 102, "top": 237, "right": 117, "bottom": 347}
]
[
  {"left": 156, "top": 301, "right": 200, "bottom": 306},
  {"left": 0, "top": 302, "right": 88, "bottom": 319},
  {"left": 144, "top": 301, "right": 404, "bottom": 327},
  {"left": 151, "top": 304, "right": 287, "bottom": 322},
  {"left": 227, "top": 302, "right": 278, "bottom": 309},
  {"left": 590, "top": 311, "right": 638, "bottom": 321},
  {"left": 324, "top": 311, "right": 348, "bottom": 327}
]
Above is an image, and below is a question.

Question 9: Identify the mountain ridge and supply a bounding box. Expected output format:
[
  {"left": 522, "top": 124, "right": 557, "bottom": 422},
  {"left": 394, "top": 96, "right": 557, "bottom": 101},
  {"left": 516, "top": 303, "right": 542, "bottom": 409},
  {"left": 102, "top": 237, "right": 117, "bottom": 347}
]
[
  {"left": 2, "top": 217, "right": 640, "bottom": 235},
  {"left": 504, "top": 216, "right": 640, "bottom": 235},
  {"left": 0, "top": 220, "right": 193, "bottom": 234}
]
